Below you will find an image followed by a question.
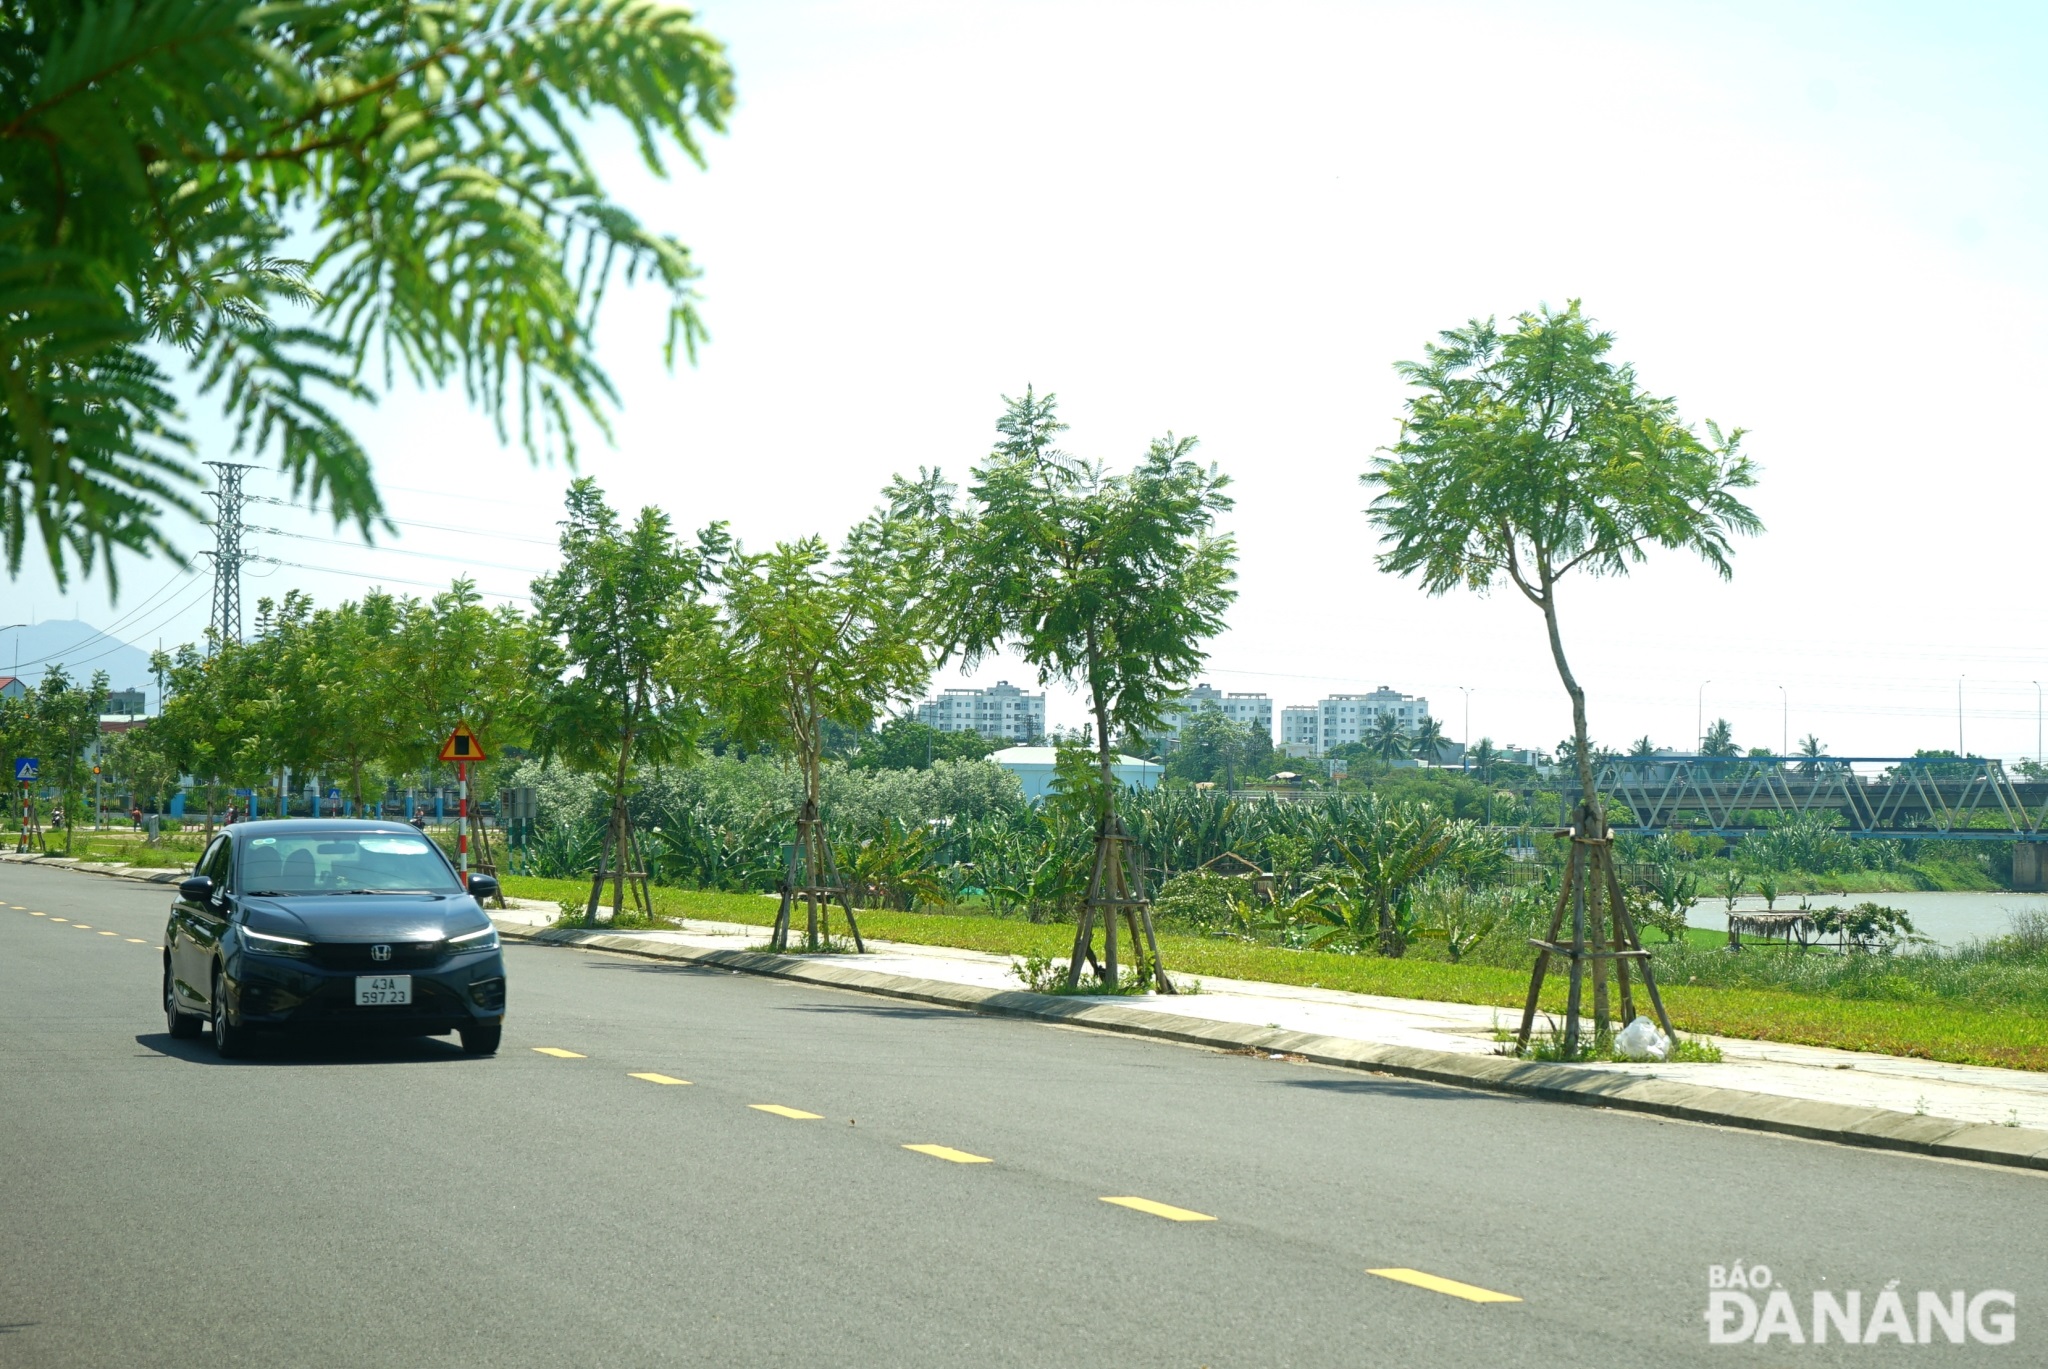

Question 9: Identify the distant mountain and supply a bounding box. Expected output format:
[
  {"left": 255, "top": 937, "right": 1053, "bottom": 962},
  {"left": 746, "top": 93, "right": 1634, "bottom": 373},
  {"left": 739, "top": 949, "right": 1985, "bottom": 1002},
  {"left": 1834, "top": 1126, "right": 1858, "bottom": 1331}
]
[{"left": 0, "top": 620, "right": 157, "bottom": 709}]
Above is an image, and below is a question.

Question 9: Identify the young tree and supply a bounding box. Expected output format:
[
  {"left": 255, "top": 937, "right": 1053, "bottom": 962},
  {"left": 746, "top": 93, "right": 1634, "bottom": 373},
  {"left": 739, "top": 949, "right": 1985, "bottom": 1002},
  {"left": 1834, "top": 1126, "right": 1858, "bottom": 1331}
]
[
  {"left": 528, "top": 480, "right": 722, "bottom": 924},
  {"left": 14, "top": 667, "right": 109, "bottom": 849},
  {"left": 106, "top": 722, "right": 181, "bottom": 821},
  {"left": 1, "top": 1, "right": 734, "bottom": 587},
  {"left": 1366, "top": 301, "right": 1758, "bottom": 808},
  {"left": 904, "top": 387, "right": 1236, "bottom": 989},
  {"left": 1163, "top": 706, "right": 1267, "bottom": 788},
  {"left": 704, "top": 523, "right": 935, "bottom": 950},
  {"left": 154, "top": 642, "right": 270, "bottom": 834},
  {"left": 388, "top": 580, "right": 533, "bottom": 840},
  {"left": 1365, "top": 302, "right": 1748, "bottom": 1054},
  {"left": 848, "top": 715, "right": 999, "bottom": 771},
  {"left": 276, "top": 594, "right": 405, "bottom": 815}
]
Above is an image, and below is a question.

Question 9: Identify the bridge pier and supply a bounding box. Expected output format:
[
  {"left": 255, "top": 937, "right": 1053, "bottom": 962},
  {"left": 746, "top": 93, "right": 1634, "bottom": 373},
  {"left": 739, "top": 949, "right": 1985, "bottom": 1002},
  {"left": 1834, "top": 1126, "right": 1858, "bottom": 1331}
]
[{"left": 2014, "top": 842, "right": 2048, "bottom": 892}]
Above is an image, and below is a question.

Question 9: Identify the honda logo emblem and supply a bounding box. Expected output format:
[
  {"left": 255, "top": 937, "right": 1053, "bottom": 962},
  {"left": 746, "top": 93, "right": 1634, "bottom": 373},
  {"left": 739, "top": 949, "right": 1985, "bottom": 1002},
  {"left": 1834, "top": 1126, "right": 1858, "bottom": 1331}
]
[{"left": 371, "top": 944, "right": 392, "bottom": 962}]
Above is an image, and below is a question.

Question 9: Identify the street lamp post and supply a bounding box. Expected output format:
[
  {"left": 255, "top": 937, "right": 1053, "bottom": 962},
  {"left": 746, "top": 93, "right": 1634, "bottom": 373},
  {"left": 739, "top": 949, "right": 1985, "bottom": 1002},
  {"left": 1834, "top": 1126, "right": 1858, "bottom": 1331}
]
[
  {"left": 1778, "top": 684, "right": 1787, "bottom": 760},
  {"left": 1958, "top": 675, "right": 1966, "bottom": 757},
  {"left": 1458, "top": 686, "right": 1472, "bottom": 772},
  {"left": 1697, "top": 680, "right": 1711, "bottom": 755},
  {"left": 2035, "top": 681, "right": 2042, "bottom": 766}
]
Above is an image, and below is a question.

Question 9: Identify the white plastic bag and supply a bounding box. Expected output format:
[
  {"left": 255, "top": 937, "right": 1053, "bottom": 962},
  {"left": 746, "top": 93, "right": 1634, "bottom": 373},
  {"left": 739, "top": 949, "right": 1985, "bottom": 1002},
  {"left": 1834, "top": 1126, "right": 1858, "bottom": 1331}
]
[{"left": 1615, "top": 1014, "right": 1669, "bottom": 1062}]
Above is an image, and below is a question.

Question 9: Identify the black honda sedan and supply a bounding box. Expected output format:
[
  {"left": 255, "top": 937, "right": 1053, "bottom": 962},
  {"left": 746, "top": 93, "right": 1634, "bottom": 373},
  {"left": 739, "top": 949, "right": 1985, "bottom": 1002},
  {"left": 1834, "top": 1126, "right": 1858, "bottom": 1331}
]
[{"left": 163, "top": 819, "right": 506, "bottom": 1058}]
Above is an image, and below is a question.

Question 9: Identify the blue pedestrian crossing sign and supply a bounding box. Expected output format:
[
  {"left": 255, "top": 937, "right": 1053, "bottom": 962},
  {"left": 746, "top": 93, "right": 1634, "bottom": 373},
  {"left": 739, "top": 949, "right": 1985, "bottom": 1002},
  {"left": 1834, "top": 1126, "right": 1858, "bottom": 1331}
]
[{"left": 13, "top": 757, "right": 37, "bottom": 782}]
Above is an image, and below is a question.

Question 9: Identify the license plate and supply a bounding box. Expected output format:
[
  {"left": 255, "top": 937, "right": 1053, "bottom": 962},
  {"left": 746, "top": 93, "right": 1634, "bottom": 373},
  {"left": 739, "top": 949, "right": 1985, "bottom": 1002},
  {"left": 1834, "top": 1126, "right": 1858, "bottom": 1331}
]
[{"left": 355, "top": 974, "right": 412, "bottom": 1006}]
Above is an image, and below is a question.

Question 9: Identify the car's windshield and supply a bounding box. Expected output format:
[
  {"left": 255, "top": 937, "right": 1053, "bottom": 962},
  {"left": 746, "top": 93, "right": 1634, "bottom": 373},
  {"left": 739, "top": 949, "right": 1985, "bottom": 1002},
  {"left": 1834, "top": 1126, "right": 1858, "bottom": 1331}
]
[{"left": 239, "top": 832, "right": 462, "bottom": 895}]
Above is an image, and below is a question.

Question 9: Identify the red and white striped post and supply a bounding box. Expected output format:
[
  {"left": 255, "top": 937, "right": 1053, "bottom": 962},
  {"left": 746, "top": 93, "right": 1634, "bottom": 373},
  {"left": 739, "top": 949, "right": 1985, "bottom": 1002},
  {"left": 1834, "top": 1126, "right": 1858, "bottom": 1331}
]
[{"left": 457, "top": 759, "right": 469, "bottom": 879}]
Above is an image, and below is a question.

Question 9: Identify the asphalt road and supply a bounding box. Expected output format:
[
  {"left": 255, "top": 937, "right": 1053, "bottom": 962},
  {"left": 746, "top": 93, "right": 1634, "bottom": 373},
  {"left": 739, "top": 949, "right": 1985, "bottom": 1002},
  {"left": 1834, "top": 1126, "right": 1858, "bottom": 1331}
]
[{"left": 2, "top": 859, "right": 2042, "bottom": 1368}]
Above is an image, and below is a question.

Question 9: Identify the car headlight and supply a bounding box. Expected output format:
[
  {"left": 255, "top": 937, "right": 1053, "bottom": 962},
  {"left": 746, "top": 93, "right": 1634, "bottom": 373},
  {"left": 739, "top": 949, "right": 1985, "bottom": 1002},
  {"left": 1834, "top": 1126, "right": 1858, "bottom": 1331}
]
[
  {"left": 447, "top": 926, "right": 499, "bottom": 953},
  {"left": 242, "top": 927, "right": 313, "bottom": 958}
]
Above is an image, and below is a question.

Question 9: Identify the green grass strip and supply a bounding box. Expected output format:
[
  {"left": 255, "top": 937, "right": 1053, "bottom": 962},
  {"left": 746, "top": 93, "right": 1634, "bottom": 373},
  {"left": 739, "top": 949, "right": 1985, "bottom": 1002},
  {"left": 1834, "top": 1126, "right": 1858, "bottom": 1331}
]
[{"left": 501, "top": 875, "right": 2048, "bottom": 1072}]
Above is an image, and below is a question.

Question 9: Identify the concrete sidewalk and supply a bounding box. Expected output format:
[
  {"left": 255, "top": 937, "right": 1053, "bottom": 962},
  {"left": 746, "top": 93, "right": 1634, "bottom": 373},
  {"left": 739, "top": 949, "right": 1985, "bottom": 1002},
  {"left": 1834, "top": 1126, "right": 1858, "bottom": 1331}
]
[{"left": 494, "top": 898, "right": 2048, "bottom": 1173}]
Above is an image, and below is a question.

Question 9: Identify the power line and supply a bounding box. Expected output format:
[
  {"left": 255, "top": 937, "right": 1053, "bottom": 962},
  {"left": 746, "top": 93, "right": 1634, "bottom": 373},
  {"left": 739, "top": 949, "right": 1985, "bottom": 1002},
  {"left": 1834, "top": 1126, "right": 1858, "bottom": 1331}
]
[
  {"left": 39, "top": 582, "right": 213, "bottom": 672},
  {"left": 0, "top": 568, "right": 199, "bottom": 673},
  {"left": 248, "top": 495, "right": 558, "bottom": 547},
  {"left": 261, "top": 528, "right": 550, "bottom": 577},
  {"left": 257, "top": 557, "right": 532, "bottom": 603}
]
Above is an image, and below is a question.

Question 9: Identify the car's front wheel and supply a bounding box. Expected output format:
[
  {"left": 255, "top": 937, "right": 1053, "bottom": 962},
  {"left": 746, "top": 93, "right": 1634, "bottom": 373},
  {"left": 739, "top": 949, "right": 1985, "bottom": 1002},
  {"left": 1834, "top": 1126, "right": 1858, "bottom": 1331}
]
[
  {"left": 164, "top": 963, "right": 202, "bottom": 1040},
  {"left": 210, "top": 967, "right": 248, "bottom": 1059},
  {"left": 459, "top": 1024, "right": 502, "bottom": 1056}
]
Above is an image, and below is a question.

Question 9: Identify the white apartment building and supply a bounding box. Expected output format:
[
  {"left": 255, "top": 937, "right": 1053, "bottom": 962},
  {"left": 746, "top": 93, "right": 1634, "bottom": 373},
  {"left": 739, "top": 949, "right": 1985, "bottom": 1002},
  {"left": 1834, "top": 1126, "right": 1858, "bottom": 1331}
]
[
  {"left": 1280, "top": 706, "right": 1319, "bottom": 756},
  {"left": 1156, "top": 683, "right": 1273, "bottom": 747},
  {"left": 915, "top": 680, "right": 1046, "bottom": 742},
  {"left": 1277, "top": 686, "right": 1432, "bottom": 757}
]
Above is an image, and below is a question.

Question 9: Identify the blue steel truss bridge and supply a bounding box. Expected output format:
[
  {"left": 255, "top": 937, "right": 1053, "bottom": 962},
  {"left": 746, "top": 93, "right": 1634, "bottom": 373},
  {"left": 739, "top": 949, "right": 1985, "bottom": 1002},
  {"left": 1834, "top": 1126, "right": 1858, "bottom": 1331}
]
[{"left": 1597, "top": 756, "right": 2048, "bottom": 842}]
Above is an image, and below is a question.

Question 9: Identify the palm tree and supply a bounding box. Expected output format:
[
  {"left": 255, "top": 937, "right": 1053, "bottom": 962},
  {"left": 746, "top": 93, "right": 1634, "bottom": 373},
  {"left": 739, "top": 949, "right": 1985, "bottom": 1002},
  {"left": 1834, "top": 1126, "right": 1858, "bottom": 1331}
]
[
  {"left": 1468, "top": 737, "right": 1499, "bottom": 783},
  {"left": 1629, "top": 735, "right": 1657, "bottom": 758},
  {"left": 1411, "top": 716, "right": 1449, "bottom": 766},
  {"left": 1797, "top": 733, "right": 1826, "bottom": 778},
  {"left": 1365, "top": 712, "right": 1410, "bottom": 764},
  {"left": 1701, "top": 718, "right": 1737, "bottom": 758}
]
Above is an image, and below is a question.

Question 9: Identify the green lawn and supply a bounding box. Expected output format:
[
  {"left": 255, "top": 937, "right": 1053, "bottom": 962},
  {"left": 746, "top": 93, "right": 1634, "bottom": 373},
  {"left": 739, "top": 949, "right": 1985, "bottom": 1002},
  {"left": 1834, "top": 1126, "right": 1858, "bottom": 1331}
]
[{"left": 500, "top": 875, "right": 2048, "bottom": 1072}]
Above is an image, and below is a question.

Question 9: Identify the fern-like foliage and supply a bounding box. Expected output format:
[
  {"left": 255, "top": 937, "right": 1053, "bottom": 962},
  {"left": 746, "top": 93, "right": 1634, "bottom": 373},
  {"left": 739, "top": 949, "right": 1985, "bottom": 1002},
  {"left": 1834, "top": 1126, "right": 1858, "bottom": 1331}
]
[{"left": 0, "top": 0, "right": 733, "bottom": 587}]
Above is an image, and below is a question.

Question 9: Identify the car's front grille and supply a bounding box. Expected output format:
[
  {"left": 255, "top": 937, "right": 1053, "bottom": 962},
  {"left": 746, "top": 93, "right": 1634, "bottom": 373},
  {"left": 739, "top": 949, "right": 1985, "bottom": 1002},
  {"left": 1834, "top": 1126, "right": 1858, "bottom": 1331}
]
[{"left": 310, "top": 941, "right": 444, "bottom": 970}]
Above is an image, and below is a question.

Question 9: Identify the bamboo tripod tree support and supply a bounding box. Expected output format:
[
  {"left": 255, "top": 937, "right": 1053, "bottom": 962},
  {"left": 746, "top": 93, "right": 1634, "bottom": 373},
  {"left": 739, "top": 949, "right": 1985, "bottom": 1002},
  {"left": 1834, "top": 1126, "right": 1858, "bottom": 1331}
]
[
  {"left": 471, "top": 819, "right": 509, "bottom": 909},
  {"left": 583, "top": 805, "right": 653, "bottom": 925},
  {"left": 1066, "top": 810, "right": 1174, "bottom": 993},
  {"left": 15, "top": 787, "right": 45, "bottom": 855},
  {"left": 770, "top": 801, "right": 864, "bottom": 954},
  {"left": 1515, "top": 799, "right": 1676, "bottom": 1059}
]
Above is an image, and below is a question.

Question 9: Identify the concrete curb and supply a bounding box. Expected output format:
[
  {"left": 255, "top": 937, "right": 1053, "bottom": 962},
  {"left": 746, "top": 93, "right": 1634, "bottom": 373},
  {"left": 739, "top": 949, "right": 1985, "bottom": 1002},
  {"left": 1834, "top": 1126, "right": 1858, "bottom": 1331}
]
[
  {"left": 0, "top": 852, "right": 184, "bottom": 883},
  {"left": 494, "top": 916, "right": 2048, "bottom": 1176}
]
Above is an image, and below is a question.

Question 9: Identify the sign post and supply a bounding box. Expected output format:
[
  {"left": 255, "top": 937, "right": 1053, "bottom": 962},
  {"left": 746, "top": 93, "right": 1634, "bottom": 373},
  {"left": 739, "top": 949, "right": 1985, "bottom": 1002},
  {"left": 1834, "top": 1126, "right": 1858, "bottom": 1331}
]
[
  {"left": 13, "top": 758, "right": 41, "bottom": 855},
  {"left": 438, "top": 724, "right": 486, "bottom": 880}
]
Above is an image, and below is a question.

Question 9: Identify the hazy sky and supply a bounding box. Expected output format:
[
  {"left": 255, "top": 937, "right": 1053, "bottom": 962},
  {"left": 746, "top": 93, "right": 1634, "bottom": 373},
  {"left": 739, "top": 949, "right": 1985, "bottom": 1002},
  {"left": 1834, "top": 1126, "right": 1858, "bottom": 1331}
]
[{"left": 9, "top": 1, "right": 2048, "bottom": 759}]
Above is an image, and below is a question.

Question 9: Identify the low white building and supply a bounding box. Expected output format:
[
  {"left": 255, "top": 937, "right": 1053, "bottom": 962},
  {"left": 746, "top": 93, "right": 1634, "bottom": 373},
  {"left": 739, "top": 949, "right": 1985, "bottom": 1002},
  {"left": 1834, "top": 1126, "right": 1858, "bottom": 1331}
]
[
  {"left": 1155, "top": 683, "right": 1273, "bottom": 747},
  {"left": 989, "top": 746, "right": 1162, "bottom": 803},
  {"left": 916, "top": 680, "right": 1046, "bottom": 743},
  {"left": 1277, "top": 686, "right": 1432, "bottom": 757}
]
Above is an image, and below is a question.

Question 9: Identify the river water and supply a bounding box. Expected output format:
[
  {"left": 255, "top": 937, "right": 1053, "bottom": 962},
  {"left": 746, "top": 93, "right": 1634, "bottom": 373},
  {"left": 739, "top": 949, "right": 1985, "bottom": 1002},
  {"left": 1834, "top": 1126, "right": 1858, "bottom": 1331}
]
[{"left": 1706, "top": 891, "right": 2048, "bottom": 949}]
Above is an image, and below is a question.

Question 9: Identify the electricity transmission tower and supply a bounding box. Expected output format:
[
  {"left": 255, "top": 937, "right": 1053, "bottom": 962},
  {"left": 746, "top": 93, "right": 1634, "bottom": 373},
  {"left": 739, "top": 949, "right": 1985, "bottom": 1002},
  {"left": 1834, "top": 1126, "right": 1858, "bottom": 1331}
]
[{"left": 203, "top": 462, "right": 253, "bottom": 649}]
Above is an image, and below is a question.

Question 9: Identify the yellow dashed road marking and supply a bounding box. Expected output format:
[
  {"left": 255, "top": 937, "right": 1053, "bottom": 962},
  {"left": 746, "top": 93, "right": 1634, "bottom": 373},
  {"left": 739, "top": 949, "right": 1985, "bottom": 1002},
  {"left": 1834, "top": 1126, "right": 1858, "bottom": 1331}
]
[
  {"left": 99, "top": 930, "right": 116, "bottom": 936},
  {"left": 628, "top": 1072, "right": 690, "bottom": 1086},
  {"left": 904, "top": 1144, "right": 992, "bottom": 1164},
  {"left": 29, "top": 911, "right": 45, "bottom": 917},
  {"left": 749, "top": 1104, "right": 822, "bottom": 1120},
  {"left": 1100, "top": 1196, "right": 1215, "bottom": 1222},
  {"left": 49, "top": 917, "right": 66, "bottom": 923},
  {"left": 73, "top": 924, "right": 91, "bottom": 929},
  {"left": 126, "top": 938, "right": 146, "bottom": 943},
  {"left": 1367, "top": 1268, "right": 1522, "bottom": 1303},
  {"left": 532, "top": 1047, "right": 586, "bottom": 1059}
]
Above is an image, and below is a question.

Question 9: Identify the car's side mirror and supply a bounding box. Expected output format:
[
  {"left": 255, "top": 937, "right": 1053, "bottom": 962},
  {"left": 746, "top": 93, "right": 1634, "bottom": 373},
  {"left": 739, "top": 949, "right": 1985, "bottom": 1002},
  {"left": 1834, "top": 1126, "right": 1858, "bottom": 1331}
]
[
  {"left": 179, "top": 875, "right": 215, "bottom": 903},
  {"left": 467, "top": 873, "right": 500, "bottom": 900}
]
